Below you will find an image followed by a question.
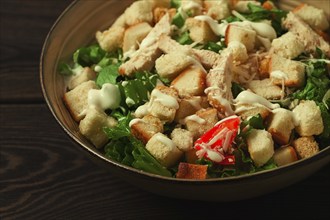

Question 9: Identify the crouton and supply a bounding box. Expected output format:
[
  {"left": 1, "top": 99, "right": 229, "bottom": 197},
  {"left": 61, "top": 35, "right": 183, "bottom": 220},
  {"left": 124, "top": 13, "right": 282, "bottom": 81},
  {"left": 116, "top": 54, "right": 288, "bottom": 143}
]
[
  {"left": 181, "top": 0, "right": 203, "bottom": 16},
  {"left": 223, "top": 41, "right": 249, "bottom": 63},
  {"left": 267, "top": 108, "right": 295, "bottom": 145},
  {"left": 233, "top": 90, "right": 279, "bottom": 120},
  {"left": 146, "top": 133, "right": 183, "bottom": 168},
  {"left": 96, "top": 26, "right": 125, "bottom": 52},
  {"left": 130, "top": 115, "right": 164, "bottom": 144},
  {"left": 235, "top": 104, "right": 271, "bottom": 120},
  {"left": 233, "top": 0, "right": 261, "bottom": 13},
  {"left": 247, "top": 129, "right": 274, "bottom": 167},
  {"left": 155, "top": 52, "right": 195, "bottom": 80},
  {"left": 153, "top": 7, "right": 176, "bottom": 24},
  {"left": 119, "top": 13, "right": 171, "bottom": 76},
  {"left": 206, "top": 54, "right": 235, "bottom": 117},
  {"left": 124, "top": 0, "right": 154, "bottom": 26},
  {"left": 171, "top": 65, "right": 207, "bottom": 98},
  {"left": 246, "top": 78, "right": 283, "bottom": 100},
  {"left": 283, "top": 12, "right": 330, "bottom": 57},
  {"left": 171, "top": 128, "right": 194, "bottom": 152},
  {"left": 259, "top": 57, "right": 271, "bottom": 79},
  {"left": 269, "top": 54, "right": 305, "bottom": 88},
  {"left": 185, "top": 18, "right": 218, "bottom": 44},
  {"left": 185, "top": 108, "right": 218, "bottom": 140},
  {"left": 63, "top": 81, "right": 98, "bottom": 122},
  {"left": 270, "top": 32, "right": 305, "bottom": 59},
  {"left": 123, "top": 22, "right": 152, "bottom": 53},
  {"left": 148, "top": 85, "right": 180, "bottom": 122},
  {"left": 68, "top": 67, "right": 97, "bottom": 90},
  {"left": 292, "top": 100, "right": 324, "bottom": 136},
  {"left": 185, "top": 148, "right": 199, "bottom": 164},
  {"left": 292, "top": 136, "right": 319, "bottom": 159},
  {"left": 79, "top": 106, "right": 118, "bottom": 148},
  {"left": 225, "top": 24, "right": 256, "bottom": 52},
  {"left": 176, "top": 162, "right": 207, "bottom": 179},
  {"left": 149, "top": 0, "right": 171, "bottom": 9},
  {"left": 203, "top": 0, "right": 230, "bottom": 21},
  {"left": 273, "top": 146, "right": 298, "bottom": 167},
  {"left": 174, "top": 96, "right": 209, "bottom": 122},
  {"left": 293, "top": 4, "right": 329, "bottom": 31},
  {"left": 157, "top": 35, "right": 222, "bottom": 69}
]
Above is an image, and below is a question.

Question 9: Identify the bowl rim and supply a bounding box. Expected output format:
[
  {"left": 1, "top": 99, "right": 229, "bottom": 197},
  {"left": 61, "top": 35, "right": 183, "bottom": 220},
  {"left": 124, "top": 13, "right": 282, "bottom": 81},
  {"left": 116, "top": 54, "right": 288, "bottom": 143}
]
[{"left": 40, "top": 0, "right": 330, "bottom": 184}]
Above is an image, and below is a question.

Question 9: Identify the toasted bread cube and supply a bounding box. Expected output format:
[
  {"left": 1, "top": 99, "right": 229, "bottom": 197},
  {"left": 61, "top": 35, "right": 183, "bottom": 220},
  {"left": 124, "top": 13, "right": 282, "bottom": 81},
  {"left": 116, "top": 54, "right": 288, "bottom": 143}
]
[
  {"left": 204, "top": 0, "right": 230, "bottom": 21},
  {"left": 224, "top": 41, "right": 249, "bottom": 63},
  {"left": 68, "top": 67, "right": 97, "bottom": 90},
  {"left": 246, "top": 78, "right": 283, "bottom": 100},
  {"left": 185, "top": 18, "right": 218, "bottom": 43},
  {"left": 259, "top": 57, "right": 271, "bottom": 79},
  {"left": 148, "top": 86, "right": 180, "bottom": 122},
  {"left": 153, "top": 7, "right": 176, "bottom": 24},
  {"left": 292, "top": 100, "right": 324, "bottom": 136},
  {"left": 269, "top": 54, "right": 305, "bottom": 88},
  {"left": 235, "top": 104, "right": 271, "bottom": 120},
  {"left": 292, "top": 136, "right": 319, "bottom": 159},
  {"left": 124, "top": 1, "right": 154, "bottom": 26},
  {"left": 233, "top": 0, "right": 261, "bottom": 13},
  {"left": 267, "top": 108, "right": 295, "bottom": 145},
  {"left": 96, "top": 26, "right": 125, "bottom": 52},
  {"left": 170, "top": 128, "right": 194, "bottom": 152},
  {"left": 146, "top": 133, "right": 183, "bottom": 168},
  {"left": 123, "top": 22, "right": 152, "bottom": 53},
  {"left": 171, "top": 66, "right": 206, "bottom": 98},
  {"left": 293, "top": 4, "right": 329, "bottom": 31},
  {"left": 149, "top": 0, "right": 171, "bottom": 9},
  {"left": 225, "top": 24, "right": 256, "bottom": 52},
  {"left": 63, "top": 81, "right": 98, "bottom": 122},
  {"left": 283, "top": 12, "right": 330, "bottom": 57},
  {"left": 247, "top": 129, "right": 274, "bottom": 167},
  {"left": 176, "top": 162, "right": 207, "bottom": 179},
  {"left": 155, "top": 52, "right": 194, "bottom": 80},
  {"left": 270, "top": 32, "right": 305, "bottom": 59},
  {"left": 273, "top": 146, "right": 298, "bottom": 167},
  {"left": 185, "top": 108, "right": 218, "bottom": 140},
  {"left": 79, "top": 107, "right": 118, "bottom": 148},
  {"left": 130, "top": 115, "right": 164, "bottom": 144},
  {"left": 181, "top": 0, "right": 203, "bottom": 16},
  {"left": 174, "top": 96, "right": 209, "bottom": 122},
  {"left": 185, "top": 148, "right": 199, "bottom": 164}
]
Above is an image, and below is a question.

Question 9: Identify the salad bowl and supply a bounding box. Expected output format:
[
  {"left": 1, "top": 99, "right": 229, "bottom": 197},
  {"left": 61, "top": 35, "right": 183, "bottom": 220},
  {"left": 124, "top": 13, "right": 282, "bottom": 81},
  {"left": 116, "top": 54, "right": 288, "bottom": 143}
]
[{"left": 40, "top": 0, "right": 330, "bottom": 201}]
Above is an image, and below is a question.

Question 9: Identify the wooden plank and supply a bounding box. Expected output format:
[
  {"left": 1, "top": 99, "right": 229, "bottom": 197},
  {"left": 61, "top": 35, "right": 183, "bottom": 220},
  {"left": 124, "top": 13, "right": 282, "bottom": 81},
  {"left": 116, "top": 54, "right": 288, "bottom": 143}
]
[
  {"left": 0, "top": 104, "right": 329, "bottom": 219},
  {"left": 0, "top": 0, "right": 72, "bottom": 103}
]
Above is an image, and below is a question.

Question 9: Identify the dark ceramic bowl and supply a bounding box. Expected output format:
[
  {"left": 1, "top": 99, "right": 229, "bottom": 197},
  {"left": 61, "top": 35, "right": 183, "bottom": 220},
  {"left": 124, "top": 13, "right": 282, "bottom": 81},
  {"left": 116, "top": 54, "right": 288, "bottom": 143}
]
[{"left": 40, "top": 0, "right": 330, "bottom": 201}]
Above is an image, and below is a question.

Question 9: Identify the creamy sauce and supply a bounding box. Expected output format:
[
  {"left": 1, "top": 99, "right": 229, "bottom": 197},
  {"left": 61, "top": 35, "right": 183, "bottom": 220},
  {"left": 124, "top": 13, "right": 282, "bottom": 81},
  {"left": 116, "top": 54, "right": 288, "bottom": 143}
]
[
  {"left": 125, "top": 97, "right": 136, "bottom": 106},
  {"left": 129, "top": 118, "right": 143, "bottom": 128},
  {"left": 154, "top": 133, "right": 176, "bottom": 149},
  {"left": 270, "top": 70, "right": 288, "bottom": 80},
  {"left": 94, "top": 65, "right": 102, "bottom": 73},
  {"left": 148, "top": 89, "right": 179, "bottom": 109},
  {"left": 185, "top": 114, "right": 206, "bottom": 124},
  {"left": 234, "top": 90, "right": 280, "bottom": 110},
  {"left": 88, "top": 83, "right": 121, "bottom": 111},
  {"left": 134, "top": 103, "right": 149, "bottom": 118},
  {"left": 234, "top": 1, "right": 261, "bottom": 13},
  {"left": 194, "top": 15, "right": 228, "bottom": 36}
]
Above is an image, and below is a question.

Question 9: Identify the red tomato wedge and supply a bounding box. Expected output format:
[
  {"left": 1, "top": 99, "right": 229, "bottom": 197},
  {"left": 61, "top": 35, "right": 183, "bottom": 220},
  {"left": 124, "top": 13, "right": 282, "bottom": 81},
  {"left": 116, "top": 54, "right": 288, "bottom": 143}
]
[{"left": 194, "top": 115, "right": 240, "bottom": 165}]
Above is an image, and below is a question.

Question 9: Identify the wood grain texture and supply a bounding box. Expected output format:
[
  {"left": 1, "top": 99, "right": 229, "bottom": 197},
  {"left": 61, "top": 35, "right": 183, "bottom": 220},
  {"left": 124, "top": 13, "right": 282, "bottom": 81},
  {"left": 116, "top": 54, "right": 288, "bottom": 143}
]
[
  {"left": 1, "top": 106, "right": 329, "bottom": 219},
  {"left": 0, "top": 0, "right": 329, "bottom": 219},
  {"left": 0, "top": 0, "right": 72, "bottom": 103}
]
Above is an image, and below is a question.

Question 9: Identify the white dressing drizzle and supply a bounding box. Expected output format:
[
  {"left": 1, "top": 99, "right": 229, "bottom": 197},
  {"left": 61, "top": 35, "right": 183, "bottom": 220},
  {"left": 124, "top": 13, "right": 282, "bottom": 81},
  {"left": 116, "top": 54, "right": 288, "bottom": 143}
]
[
  {"left": 154, "top": 133, "right": 176, "bottom": 149},
  {"left": 88, "top": 83, "right": 121, "bottom": 111},
  {"left": 148, "top": 89, "right": 179, "bottom": 109},
  {"left": 234, "top": 90, "right": 280, "bottom": 110},
  {"left": 194, "top": 15, "right": 228, "bottom": 36},
  {"left": 129, "top": 118, "right": 143, "bottom": 128},
  {"left": 185, "top": 114, "right": 206, "bottom": 124}
]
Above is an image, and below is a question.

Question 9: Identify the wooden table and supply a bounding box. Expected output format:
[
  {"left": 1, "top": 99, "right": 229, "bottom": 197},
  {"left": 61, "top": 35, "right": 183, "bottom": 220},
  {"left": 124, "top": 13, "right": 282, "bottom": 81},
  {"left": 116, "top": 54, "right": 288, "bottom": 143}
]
[{"left": 1, "top": 0, "right": 329, "bottom": 219}]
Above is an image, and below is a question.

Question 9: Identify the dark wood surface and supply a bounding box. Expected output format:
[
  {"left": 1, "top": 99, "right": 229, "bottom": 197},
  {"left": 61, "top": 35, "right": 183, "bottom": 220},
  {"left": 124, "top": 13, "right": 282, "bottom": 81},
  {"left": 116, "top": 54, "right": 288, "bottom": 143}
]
[{"left": 0, "top": 0, "right": 329, "bottom": 219}]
